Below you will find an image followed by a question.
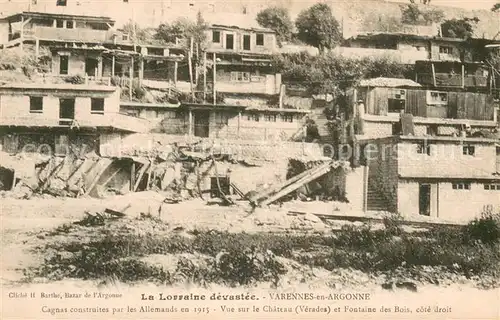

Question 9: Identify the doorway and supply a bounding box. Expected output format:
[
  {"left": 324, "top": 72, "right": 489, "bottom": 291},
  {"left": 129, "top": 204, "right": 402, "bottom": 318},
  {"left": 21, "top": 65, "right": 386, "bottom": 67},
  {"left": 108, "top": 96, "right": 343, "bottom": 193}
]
[
  {"left": 194, "top": 110, "right": 210, "bottom": 138},
  {"left": 243, "top": 34, "right": 251, "bottom": 50},
  {"left": 85, "top": 57, "right": 98, "bottom": 77},
  {"left": 59, "top": 98, "right": 75, "bottom": 125},
  {"left": 419, "top": 183, "right": 431, "bottom": 216},
  {"left": 59, "top": 56, "right": 69, "bottom": 75},
  {"left": 225, "top": 34, "right": 234, "bottom": 50}
]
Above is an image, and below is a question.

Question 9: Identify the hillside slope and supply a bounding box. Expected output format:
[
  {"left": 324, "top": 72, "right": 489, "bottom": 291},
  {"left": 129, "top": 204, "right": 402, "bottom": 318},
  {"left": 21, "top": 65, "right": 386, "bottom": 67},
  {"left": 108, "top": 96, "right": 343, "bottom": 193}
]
[{"left": 0, "top": 0, "right": 498, "bottom": 38}]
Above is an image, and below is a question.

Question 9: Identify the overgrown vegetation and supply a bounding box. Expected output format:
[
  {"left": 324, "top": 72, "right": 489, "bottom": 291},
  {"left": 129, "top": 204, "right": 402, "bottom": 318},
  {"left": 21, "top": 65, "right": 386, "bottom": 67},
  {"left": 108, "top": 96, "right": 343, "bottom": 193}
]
[
  {"left": 256, "top": 6, "right": 294, "bottom": 45},
  {"left": 295, "top": 3, "right": 342, "bottom": 53},
  {"left": 272, "top": 52, "right": 413, "bottom": 96},
  {"left": 25, "top": 210, "right": 500, "bottom": 289},
  {"left": 441, "top": 17, "right": 480, "bottom": 39},
  {"left": 0, "top": 47, "right": 51, "bottom": 81},
  {"left": 401, "top": 4, "right": 444, "bottom": 25}
]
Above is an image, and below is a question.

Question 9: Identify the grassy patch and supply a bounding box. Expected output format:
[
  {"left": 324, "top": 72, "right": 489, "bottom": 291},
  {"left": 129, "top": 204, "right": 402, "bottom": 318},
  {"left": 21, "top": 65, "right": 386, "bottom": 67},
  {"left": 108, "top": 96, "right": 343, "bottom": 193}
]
[{"left": 24, "top": 211, "right": 500, "bottom": 288}]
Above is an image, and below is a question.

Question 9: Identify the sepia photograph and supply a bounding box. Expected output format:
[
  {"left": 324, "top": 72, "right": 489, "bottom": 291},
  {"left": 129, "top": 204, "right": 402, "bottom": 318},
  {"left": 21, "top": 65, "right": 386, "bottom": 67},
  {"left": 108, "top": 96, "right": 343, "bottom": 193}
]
[{"left": 0, "top": 0, "right": 499, "bottom": 319}]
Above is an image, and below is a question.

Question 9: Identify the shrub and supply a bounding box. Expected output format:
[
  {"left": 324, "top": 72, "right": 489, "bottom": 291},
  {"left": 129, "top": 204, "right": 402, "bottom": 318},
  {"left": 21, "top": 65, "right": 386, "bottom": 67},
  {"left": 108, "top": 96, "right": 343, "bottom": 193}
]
[
  {"left": 215, "top": 247, "right": 286, "bottom": 286},
  {"left": 334, "top": 224, "right": 392, "bottom": 248},
  {"left": 65, "top": 74, "right": 85, "bottom": 84},
  {"left": 462, "top": 211, "right": 500, "bottom": 244},
  {"left": 383, "top": 213, "right": 404, "bottom": 236}
]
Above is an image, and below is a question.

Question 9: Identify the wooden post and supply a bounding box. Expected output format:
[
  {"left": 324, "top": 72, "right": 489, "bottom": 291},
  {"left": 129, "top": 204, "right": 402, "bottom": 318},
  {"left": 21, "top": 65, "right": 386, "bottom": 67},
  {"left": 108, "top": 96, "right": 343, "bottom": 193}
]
[
  {"left": 129, "top": 56, "right": 134, "bottom": 100},
  {"left": 139, "top": 58, "right": 144, "bottom": 85},
  {"left": 20, "top": 15, "right": 24, "bottom": 51},
  {"left": 130, "top": 162, "right": 136, "bottom": 192},
  {"left": 213, "top": 52, "right": 217, "bottom": 105},
  {"left": 111, "top": 55, "right": 115, "bottom": 76},
  {"left": 35, "top": 38, "right": 39, "bottom": 58},
  {"left": 203, "top": 51, "right": 207, "bottom": 102},
  {"left": 461, "top": 64, "right": 465, "bottom": 89},
  {"left": 174, "top": 61, "right": 178, "bottom": 86},
  {"left": 237, "top": 111, "right": 241, "bottom": 139},
  {"left": 97, "top": 57, "right": 103, "bottom": 78},
  {"left": 188, "top": 37, "right": 195, "bottom": 100},
  {"left": 431, "top": 63, "right": 436, "bottom": 87},
  {"left": 188, "top": 110, "right": 193, "bottom": 136}
]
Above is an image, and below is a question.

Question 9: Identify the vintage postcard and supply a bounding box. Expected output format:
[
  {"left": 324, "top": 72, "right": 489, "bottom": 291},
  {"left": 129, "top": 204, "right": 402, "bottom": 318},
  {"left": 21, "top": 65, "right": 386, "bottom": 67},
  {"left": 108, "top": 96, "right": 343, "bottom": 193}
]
[{"left": 1, "top": 0, "right": 499, "bottom": 319}]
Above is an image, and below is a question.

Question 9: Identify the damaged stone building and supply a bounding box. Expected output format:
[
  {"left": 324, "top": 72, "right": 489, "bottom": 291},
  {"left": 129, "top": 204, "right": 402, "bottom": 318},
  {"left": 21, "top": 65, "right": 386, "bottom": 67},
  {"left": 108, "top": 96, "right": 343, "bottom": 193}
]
[{"left": 0, "top": 83, "right": 149, "bottom": 195}]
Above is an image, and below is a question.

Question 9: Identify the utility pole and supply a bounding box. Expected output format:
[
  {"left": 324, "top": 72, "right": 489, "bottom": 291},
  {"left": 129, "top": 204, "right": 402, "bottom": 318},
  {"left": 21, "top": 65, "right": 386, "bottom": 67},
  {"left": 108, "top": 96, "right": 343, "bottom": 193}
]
[
  {"left": 188, "top": 37, "right": 195, "bottom": 100},
  {"left": 213, "top": 53, "right": 217, "bottom": 105},
  {"left": 203, "top": 51, "right": 207, "bottom": 102}
]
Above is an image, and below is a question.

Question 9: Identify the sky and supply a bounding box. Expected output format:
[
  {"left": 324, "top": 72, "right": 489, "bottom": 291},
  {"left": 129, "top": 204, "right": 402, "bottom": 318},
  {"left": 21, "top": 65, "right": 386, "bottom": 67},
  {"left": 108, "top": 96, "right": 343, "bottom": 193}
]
[{"left": 0, "top": 0, "right": 498, "bottom": 11}]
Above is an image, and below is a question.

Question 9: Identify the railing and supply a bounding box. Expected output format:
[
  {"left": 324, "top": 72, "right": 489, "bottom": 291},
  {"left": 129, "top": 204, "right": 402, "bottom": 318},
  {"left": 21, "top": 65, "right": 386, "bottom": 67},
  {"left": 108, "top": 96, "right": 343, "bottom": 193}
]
[
  {"left": 23, "top": 27, "right": 110, "bottom": 43},
  {"left": 416, "top": 73, "right": 488, "bottom": 87}
]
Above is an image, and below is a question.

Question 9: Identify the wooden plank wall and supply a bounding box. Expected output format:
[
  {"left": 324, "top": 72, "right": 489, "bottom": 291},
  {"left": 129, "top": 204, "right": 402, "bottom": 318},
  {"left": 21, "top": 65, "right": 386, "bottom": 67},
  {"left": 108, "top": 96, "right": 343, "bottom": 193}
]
[
  {"left": 374, "top": 88, "right": 388, "bottom": 116},
  {"left": 367, "top": 87, "right": 495, "bottom": 120},
  {"left": 405, "top": 89, "right": 427, "bottom": 117},
  {"left": 447, "top": 91, "right": 458, "bottom": 118}
]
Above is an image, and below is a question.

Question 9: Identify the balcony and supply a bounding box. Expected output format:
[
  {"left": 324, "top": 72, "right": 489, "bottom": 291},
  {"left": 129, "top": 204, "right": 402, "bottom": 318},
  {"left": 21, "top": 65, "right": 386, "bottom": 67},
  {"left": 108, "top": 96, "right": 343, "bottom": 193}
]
[
  {"left": 0, "top": 113, "right": 151, "bottom": 133},
  {"left": 416, "top": 73, "right": 488, "bottom": 87},
  {"left": 23, "top": 27, "right": 110, "bottom": 43}
]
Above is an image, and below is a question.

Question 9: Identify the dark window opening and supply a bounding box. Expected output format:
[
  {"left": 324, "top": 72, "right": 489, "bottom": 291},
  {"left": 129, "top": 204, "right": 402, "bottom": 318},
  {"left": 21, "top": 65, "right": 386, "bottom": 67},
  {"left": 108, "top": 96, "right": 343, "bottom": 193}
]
[
  {"left": 463, "top": 145, "right": 475, "bottom": 156},
  {"left": 147, "top": 47, "right": 164, "bottom": 56},
  {"left": 91, "top": 98, "right": 105, "bottom": 114},
  {"left": 282, "top": 114, "right": 293, "bottom": 122},
  {"left": 452, "top": 182, "right": 471, "bottom": 190},
  {"left": 247, "top": 114, "right": 259, "bottom": 122},
  {"left": 256, "top": 33, "right": 264, "bottom": 46},
  {"left": 388, "top": 98, "right": 405, "bottom": 113},
  {"left": 212, "top": 30, "right": 220, "bottom": 43},
  {"left": 483, "top": 184, "right": 499, "bottom": 190},
  {"left": 439, "top": 46, "right": 453, "bottom": 54},
  {"left": 59, "top": 55, "right": 69, "bottom": 75},
  {"left": 417, "top": 143, "right": 431, "bottom": 155},
  {"left": 243, "top": 34, "right": 251, "bottom": 50},
  {"left": 59, "top": 98, "right": 75, "bottom": 125},
  {"left": 66, "top": 21, "right": 74, "bottom": 29},
  {"left": 29, "top": 96, "right": 43, "bottom": 113},
  {"left": 56, "top": 19, "right": 64, "bottom": 28},
  {"left": 392, "top": 122, "right": 401, "bottom": 135},
  {"left": 427, "top": 124, "right": 439, "bottom": 136},
  {"left": 225, "top": 34, "right": 234, "bottom": 50},
  {"left": 264, "top": 114, "right": 276, "bottom": 122},
  {"left": 85, "top": 57, "right": 98, "bottom": 77},
  {"left": 419, "top": 183, "right": 431, "bottom": 216},
  {"left": 56, "top": 0, "right": 67, "bottom": 6}
]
